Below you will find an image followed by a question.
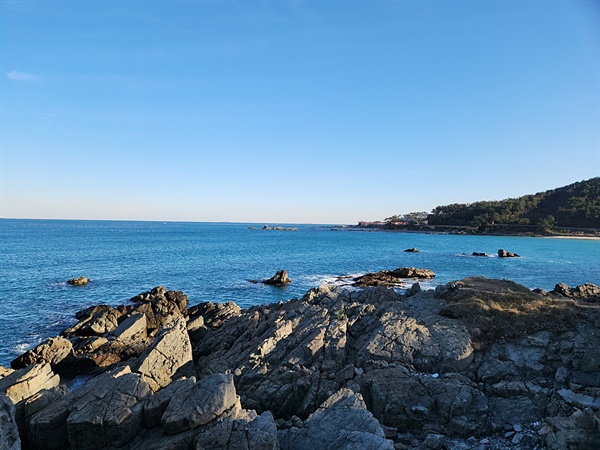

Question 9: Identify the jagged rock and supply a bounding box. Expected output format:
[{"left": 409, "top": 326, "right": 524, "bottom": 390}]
[
  {"left": 544, "top": 408, "right": 600, "bottom": 449},
  {"left": 0, "top": 366, "right": 14, "bottom": 379},
  {"left": 63, "top": 305, "right": 123, "bottom": 336},
  {"left": 130, "top": 285, "right": 167, "bottom": 303},
  {"left": 195, "top": 410, "right": 278, "bottom": 450},
  {"left": 406, "top": 282, "right": 421, "bottom": 297},
  {"left": 67, "top": 276, "right": 89, "bottom": 286},
  {"left": 161, "top": 373, "right": 238, "bottom": 434},
  {"left": 0, "top": 394, "right": 20, "bottom": 450},
  {"left": 262, "top": 270, "right": 292, "bottom": 286},
  {"left": 130, "top": 286, "right": 188, "bottom": 330},
  {"left": 0, "top": 363, "right": 60, "bottom": 407},
  {"left": 28, "top": 366, "right": 150, "bottom": 450},
  {"left": 133, "top": 316, "right": 194, "bottom": 392},
  {"left": 142, "top": 377, "right": 196, "bottom": 428},
  {"left": 111, "top": 313, "right": 147, "bottom": 342},
  {"left": 365, "top": 369, "right": 489, "bottom": 436},
  {"left": 552, "top": 282, "right": 600, "bottom": 303},
  {"left": 279, "top": 388, "right": 394, "bottom": 449},
  {"left": 353, "top": 267, "right": 435, "bottom": 287},
  {"left": 11, "top": 336, "right": 73, "bottom": 370},
  {"left": 187, "top": 301, "right": 241, "bottom": 329},
  {"left": 498, "top": 249, "right": 520, "bottom": 257}
]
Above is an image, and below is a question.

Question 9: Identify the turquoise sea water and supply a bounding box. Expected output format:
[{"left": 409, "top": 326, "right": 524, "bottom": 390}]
[{"left": 1, "top": 219, "right": 599, "bottom": 366}]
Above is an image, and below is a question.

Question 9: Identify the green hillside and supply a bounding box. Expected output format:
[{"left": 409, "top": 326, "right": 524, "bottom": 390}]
[{"left": 425, "top": 178, "right": 600, "bottom": 232}]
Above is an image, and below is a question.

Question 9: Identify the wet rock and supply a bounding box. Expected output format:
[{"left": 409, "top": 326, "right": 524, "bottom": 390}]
[{"left": 404, "top": 248, "right": 419, "bottom": 253}]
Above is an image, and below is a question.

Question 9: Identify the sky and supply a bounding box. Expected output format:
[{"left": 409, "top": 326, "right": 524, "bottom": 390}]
[{"left": 1, "top": 0, "right": 599, "bottom": 224}]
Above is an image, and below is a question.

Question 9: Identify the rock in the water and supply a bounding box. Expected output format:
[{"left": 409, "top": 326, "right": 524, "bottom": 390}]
[
  {"left": 67, "top": 276, "right": 89, "bottom": 286},
  {"left": 353, "top": 267, "right": 435, "bottom": 286},
  {"left": 498, "top": 249, "right": 520, "bottom": 258},
  {"left": 278, "top": 388, "right": 394, "bottom": 450},
  {"left": 0, "top": 394, "right": 21, "bottom": 450},
  {"left": 133, "top": 316, "right": 194, "bottom": 392},
  {"left": 404, "top": 248, "right": 419, "bottom": 253},
  {"left": 472, "top": 252, "right": 490, "bottom": 257},
  {"left": 11, "top": 336, "right": 73, "bottom": 371},
  {"left": 262, "top": 270, "right": 292, "bottom": 286}
]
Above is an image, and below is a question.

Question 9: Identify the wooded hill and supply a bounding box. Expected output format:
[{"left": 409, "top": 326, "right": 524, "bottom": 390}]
[{"left": 423, "top": 178, "right": 600, "bottom": 232}]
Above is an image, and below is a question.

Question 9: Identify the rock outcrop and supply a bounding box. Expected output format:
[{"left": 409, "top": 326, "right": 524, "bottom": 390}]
[
  {"left": 0, "top": 394, "right": 21, "bottom": 450},
  {"left": 67, "top": 276, "right": 89, "bottom": 286},
  {"left": 262, "top": 270, "right": 292, "bottom": 286},
  {"left": 353, "top": 267, "right": 435, "bottom": 286},
  {"left": 551, "top": 282, "right": 600, "bottom": 303},
  {"left": 498, "top": 249, "right": 520, "bottom": 257},
  {"left": 10, "top": 337, "right": 73, "bottom": 371},
  {"left": 3, "top": 279, "right": 600, "bottom": 449},
  {"left": 132, "top": 316, "right": 194, "bottom": 392}
]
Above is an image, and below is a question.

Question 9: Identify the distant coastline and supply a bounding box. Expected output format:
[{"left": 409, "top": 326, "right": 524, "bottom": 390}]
[{"left": 346, "top": 223, "right": 600, "bottom": 240}]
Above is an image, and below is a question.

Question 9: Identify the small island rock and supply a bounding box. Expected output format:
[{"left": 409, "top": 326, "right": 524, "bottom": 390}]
[
  {"left": 262, "top": 270, "right": 292, "bottom": 286},
  {"left": 498, "top": 249, "right": 520, "bottom": 258},
  {"left": 67, "top": 276, "right": 89, "bottom": 286}
]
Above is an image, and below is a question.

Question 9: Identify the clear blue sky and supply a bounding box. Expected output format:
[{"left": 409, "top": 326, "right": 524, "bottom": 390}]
[{"left": 1, "top": 0, "right": 599, "bottom": 224}]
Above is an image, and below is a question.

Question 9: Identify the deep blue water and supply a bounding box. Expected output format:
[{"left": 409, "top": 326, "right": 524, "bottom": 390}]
[{"left": 1, "top": 219, "right": 599, "bottom": 366}]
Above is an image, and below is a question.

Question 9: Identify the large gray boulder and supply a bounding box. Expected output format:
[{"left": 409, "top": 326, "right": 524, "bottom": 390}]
[
  {"left": 133, "top": 316, "right": 195, "bottom": 392},
  {"left": 0, "top": 363, "right": 60, "bottom": 407},
  {"left": 0, "top": 395, "right": 20, "bottom": 450},
  {"left": 364, "top": 369, "right": 489, "bottom": 436},
  {"left": 28, "top": 365, "right": 151, "bottom": 450},
  {"left": 279, "top": 388, "right": 393, "bottom": 450},
  {"left": 161, "top": 373, "right": 238, "bottom": 434},
  {"left": 195, "top": 411, "right": 278, "bottom": 450}
]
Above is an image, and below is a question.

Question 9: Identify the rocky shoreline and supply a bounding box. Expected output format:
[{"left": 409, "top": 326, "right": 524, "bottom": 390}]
[{"left": 1, "top": 276, "right": 600, "bottom": 450}]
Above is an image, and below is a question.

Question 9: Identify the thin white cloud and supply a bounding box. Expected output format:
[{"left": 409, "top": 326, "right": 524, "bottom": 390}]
[{"left": 6, "top": 70, "right": 41, "bottom": 83}]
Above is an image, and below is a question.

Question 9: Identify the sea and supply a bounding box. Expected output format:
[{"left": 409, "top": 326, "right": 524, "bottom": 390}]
[{"left": 1, "top": 218, "right": 599, "bottom": 367}]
